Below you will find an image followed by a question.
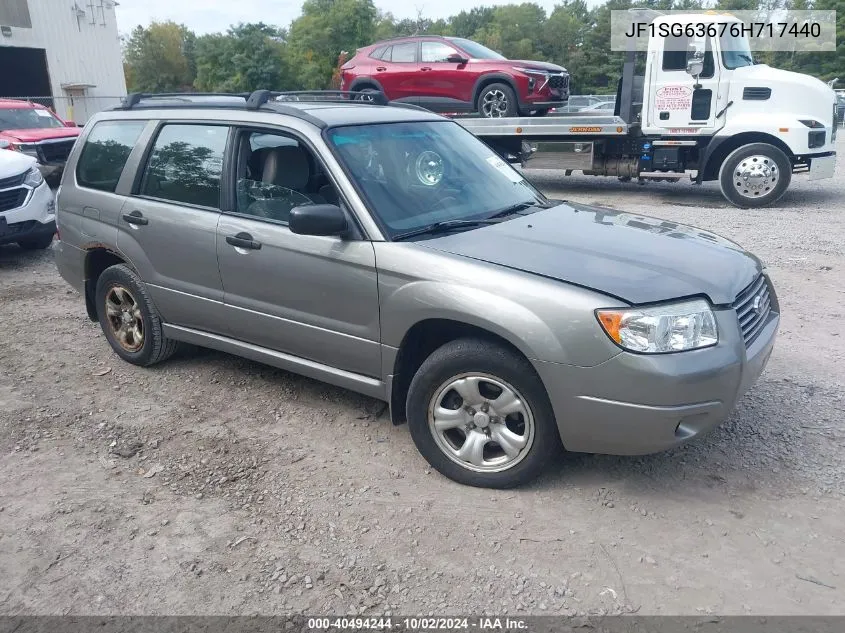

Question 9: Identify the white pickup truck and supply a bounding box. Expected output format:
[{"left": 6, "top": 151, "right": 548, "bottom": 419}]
[{"left": 458, "top": 10, "right": 837, "bottom": 208}]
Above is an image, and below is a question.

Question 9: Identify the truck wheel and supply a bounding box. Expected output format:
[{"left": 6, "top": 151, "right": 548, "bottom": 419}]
[
  {"left": 719, "top": 143, "right": 791, "bottom": 208},
  {"left": 478, "top": 83, "right": 518, "bottom": 118},
  {"left": 95, "top": 264, "right": 179, "bottom": 367},
  {"left": 406, "top": 338, "right": 562, "bottom": 488}
]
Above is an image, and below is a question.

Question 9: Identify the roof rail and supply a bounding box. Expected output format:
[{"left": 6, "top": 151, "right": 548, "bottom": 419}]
[
  {"left": 118, "top": 92, "right": 251, "bottom": 109},
  {"left": 246, "top": 89, "right": 389, "bottom": 108}
]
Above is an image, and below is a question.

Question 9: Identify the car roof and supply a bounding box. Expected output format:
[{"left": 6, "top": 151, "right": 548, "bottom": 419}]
[{"left": 103, "top": 94, "right": 445, "bottom": 128}]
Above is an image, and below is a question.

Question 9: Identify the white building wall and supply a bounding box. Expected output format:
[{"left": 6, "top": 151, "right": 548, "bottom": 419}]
[{"left": 0, "top": 0, "right": 126, "bottom": 121}]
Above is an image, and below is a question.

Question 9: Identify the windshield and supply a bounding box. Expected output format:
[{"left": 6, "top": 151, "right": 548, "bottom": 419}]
[
  {"left": 0, "top": 107, "right": 64, "bottom": 131},
  {"left": 720, "top": 31, "right": 754, "bottom": 69},
  {"left": 326, "top": 121, "right": 547, "bottom": 239},
  {"left": 446, "top": 38, "right": 506, "bottom": 60}
]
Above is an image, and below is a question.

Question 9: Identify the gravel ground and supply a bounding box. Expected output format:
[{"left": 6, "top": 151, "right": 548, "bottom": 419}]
[{"left": 1, "top": 137, "right": 844, "bottom": 617}]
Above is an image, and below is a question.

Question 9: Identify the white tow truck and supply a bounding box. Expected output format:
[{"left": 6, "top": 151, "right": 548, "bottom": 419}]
[{"left": 456, "top": 10, "right": 838, "bottom": 208}]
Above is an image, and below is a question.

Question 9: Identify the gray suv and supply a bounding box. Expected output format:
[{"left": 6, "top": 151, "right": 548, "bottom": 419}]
[{"left": 54, "top": 91, "right": 779, "bottom": 488}]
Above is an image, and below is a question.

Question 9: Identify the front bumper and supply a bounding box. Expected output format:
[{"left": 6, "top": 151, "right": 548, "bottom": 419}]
[
  {"left": 534, "top": 306, "right": 778, "bottom": 455},
  {"left": 0, "top": 181, "right": 56, "bottom": 246}
]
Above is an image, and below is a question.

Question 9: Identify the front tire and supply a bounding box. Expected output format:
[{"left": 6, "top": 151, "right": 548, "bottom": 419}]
[
  {"left": 406, "top": 338, "right": 561, "bottom": 488},
  {"left": 95, "top": 264, "right": 178, "bottom": 367},
  {"left": 477, "top": 83, "right": 519, "bottom": 118},
  {"left": 718, "top": 142, "right": 791, "bottom": 208}
]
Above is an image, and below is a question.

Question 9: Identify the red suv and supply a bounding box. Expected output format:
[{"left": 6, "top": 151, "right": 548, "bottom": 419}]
[
  {"left": 0, "top": 99, "right": 80, "bottom": 183},
  {"left": 340, "top": 36, "right": 569, "bottom": 117}
]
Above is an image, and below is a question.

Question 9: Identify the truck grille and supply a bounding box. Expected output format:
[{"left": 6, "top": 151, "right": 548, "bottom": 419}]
[
  {"left": 0, "top": 171, "right": 27, "bottom": 189},
  {"left": 732, "top": 274, "right": 773, "bottom": 347},
  {"left": 0, "top": 187, "right": 27, "bottom": 212},
  {"left": 38, "top": 139, "right": 76, "bottom": 164}
]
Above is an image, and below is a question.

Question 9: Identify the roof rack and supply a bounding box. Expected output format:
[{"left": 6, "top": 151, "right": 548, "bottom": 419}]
[
  {"left": 118, "top": 89, "right": 391, "bottom": 111},
  {"left": 118, "top": 92, "right": 251, "bottom": 109},
  {"left": 245, "top": 89, "right": 389, "bottom": 109},
  {"left": 110, "top": 89, "right": 433, "bottom": 127}
]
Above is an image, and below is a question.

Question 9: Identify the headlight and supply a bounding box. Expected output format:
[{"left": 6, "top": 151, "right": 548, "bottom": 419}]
[
  {"left": 596, "top": 299, "right": 718, "bottom": 353},
  {"left": 513, "top": 67, "right": 549, "bottom": 77},
  {"left": 24, "top": 166, "right": 44, "bottom": 188}
]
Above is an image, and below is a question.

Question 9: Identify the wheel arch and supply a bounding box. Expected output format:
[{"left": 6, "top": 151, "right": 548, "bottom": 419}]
[
  {"left": 83, "top": 247, "right": 132, "bottom": 321},
  {"left": 699, "top": 132, "right": 794, "bottom": 182},
  {"left": 349, "top": 77, "right": 385, "bottom": 94},
  {"left": 388, "top": 318, "right": 541, "bottom": 426},
  {"left": 471, "top": 73, "right": 519, "bottom": 110}
]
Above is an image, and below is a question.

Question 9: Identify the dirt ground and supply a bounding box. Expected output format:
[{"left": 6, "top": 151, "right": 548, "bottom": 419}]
[{"left": 1, "top": 137, "right": 844, "bottom": 618}]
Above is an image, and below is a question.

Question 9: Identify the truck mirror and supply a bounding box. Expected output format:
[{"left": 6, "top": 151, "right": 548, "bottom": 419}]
[{"left": 686, "top": 59, "right": 704, "bottom": 78}]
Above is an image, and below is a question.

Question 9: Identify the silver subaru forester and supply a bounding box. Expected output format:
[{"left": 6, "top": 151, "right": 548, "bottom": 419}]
[{"left": 54, "top": 91, "right": 778, "bottom": 488}]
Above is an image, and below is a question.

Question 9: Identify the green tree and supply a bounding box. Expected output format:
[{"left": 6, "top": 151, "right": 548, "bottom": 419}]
[
  {"left": 449, "top": 7, "right": 496, "bottom": 38},
  {"left": 123, "top": 21, "right": 196, "bottom": 92},
  {"left": 194, "top": 23, "right": 291, "bottom": 92},
  {"left": 287, "top": 0, "right": 380, "bottom": 89}
]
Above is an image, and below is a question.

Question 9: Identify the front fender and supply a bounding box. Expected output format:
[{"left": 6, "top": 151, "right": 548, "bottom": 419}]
[{"left": 380, "top": 280, "right": 569, "bottom": 364}]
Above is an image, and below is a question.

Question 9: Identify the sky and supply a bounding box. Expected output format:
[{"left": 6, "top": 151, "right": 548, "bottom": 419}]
[{"left": 114, "top": 0, "right": 570, "bottom": 36}]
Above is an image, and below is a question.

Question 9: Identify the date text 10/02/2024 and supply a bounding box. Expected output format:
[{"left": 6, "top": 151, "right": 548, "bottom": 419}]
[{"left": 307, "top": 617, "right": 529, "bottom": 630}]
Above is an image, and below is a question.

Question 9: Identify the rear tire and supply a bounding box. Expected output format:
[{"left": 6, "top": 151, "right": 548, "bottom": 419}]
[
  {"left": 718, "top": 142, "right": 791, "bottom": 208},
  {"left": 18, "top": 233, "right": 55, "bottom": 250},
  {"left": 95, "top": 264, "right": 178, "bottom": 367},
  {"left": 477, "top": 83, "right": 519, "bottom": 118},
  {"left": 354, "top": 87, "right": 382, "bottom": 103},
  {"left": 406, "top": 338, "right": 561, "bottom": 488}
]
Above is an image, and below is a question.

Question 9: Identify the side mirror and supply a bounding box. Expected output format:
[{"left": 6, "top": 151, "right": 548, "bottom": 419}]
[
  {"left": 686, "top": 58, "right": 704, "bottom": 78},
  {"left": 65, "top": 121, "right": 79, "bottom": 128},
  {"left": 446, "top": 53, "right": 469, "bottom": 64},
  {"left": 289, "top": 204, "right": 348, "bottom": 237}
]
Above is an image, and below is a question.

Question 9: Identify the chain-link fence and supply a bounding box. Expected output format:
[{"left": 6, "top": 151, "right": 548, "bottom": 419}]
[{"left": 2, "top": 96, "right": 125, "bottom": 124}]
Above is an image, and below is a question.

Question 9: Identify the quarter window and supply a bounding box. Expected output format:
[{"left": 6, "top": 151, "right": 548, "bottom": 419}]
[
  {"left": 75, "top": 120, "right": 147, "bottom": 193},
  {"left": 421, "top": 41, "right": 458, "bottom": 63},
  {"left": 390, "top": 42, "right": 418, "bottom": 63},
  {"left": 139, "top": 124, "right": 228, "bottom": 208}
]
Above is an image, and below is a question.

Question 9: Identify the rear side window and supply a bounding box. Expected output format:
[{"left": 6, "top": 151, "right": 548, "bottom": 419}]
[
  {"left": 370, "top": 45, "right": 387, "bottom": 60},
  {"left": 390, "top": 42, "right": 418, "bottom": 62},
  {"left": 75, "top": 120, "right": 146, "bottom": 192},
  {"left": 139, "top": 124, "right": 228, "bottom": 208}
]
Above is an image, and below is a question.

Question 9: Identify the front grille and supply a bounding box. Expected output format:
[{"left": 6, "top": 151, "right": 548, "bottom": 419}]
[
  {"left": 0, "top": 187, "right": 27, "bottom": 212},
  {"left": 0, "top": 171, "right": 26, "bottom": 189},
  {"left": 732, "top": 274, "right": 773, "bottom": 347},
  {"left": 38, "top": 139, "right": 75, "bottom": 164},
  {"left": 549, "top": 74, "right": 567, "bottom": 89}
]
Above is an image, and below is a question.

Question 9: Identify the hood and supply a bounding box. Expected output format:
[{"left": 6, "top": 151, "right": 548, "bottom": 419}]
[
  {"left": 0, "top": 148, "right": 37, "bottom": 178},
  {"left": 730, "top": 64, "right": 835, "bottom": 122},
  {"left": 0, "top": 127, "right": 80, "bottom": 143},
  {"left": 508, "top": 60, "right": 567, "bottom": 73},
  {"left": 418, "top": 202, "right": 761, "bottom": 305}
]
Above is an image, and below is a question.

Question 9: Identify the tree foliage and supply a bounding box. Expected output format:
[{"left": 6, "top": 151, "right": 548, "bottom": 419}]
[{"left": 122, "top": 0, "right": 843, "bottom": 97}]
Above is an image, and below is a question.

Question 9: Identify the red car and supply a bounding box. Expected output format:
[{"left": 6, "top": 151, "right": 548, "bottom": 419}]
[
  {"left": 340, "top": 36, "right": 569, "bottom": 117},
  {"left": 0, "top": 99, "right": 80, "bottom": 183}
]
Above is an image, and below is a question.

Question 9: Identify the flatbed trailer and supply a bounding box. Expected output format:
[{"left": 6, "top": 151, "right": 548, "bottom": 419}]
[{"left": 451, "top": 9, "right": 838, "bottom": 208}]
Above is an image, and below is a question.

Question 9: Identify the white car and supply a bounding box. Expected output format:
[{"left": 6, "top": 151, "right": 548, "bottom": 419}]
[{"left": 0, "top": 148, "right": 56, "bottom": 250}]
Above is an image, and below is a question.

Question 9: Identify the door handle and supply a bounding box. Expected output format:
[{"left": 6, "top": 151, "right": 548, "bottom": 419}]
[
  {"left": 376, "top": 66, "right": 386, "bottom": 72},
  {"left": 122, "top": 210, "right": 148, "bottom": 226},
  {"left": 226, "top": 232, "right": 262, "bottom": 250},
  {"left": 420, "top": 66, "right": 432, "bottom": 71}
]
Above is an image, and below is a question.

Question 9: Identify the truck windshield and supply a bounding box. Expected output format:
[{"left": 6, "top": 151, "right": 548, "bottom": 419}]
[
  {"left": 326, "top": 121, "right": 547, "bottom": 239},
  {"left": 0, "top": 107, "right": 64, "bottom": 131},
  {"left": 720, "top": 32, "right": 754, "bottom": 69},
  {"left": 446, "top": 38, "right": 506, "bottom": 60}
]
